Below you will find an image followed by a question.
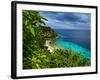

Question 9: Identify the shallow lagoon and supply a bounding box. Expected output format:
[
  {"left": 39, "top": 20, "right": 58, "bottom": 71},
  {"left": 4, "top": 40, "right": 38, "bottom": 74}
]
[{"left": 54, "top": 38, "right": 90, "bottom": 59}]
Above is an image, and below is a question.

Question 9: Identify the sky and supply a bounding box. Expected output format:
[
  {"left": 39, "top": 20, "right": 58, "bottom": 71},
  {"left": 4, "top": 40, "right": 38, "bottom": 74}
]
[{"left": 40, "top": 11, "right": 91, "bottom": 30}]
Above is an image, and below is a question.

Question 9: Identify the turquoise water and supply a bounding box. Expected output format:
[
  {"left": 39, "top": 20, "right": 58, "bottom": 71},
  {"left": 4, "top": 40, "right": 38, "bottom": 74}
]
[{"left": 54, "top": 38, "right": 90, "bottom": 59}]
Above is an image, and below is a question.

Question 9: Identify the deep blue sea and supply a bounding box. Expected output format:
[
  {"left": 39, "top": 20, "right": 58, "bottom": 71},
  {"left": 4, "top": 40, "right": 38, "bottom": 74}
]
[{"left": 54, "top": 29, "right": 91, "bottom": 59}]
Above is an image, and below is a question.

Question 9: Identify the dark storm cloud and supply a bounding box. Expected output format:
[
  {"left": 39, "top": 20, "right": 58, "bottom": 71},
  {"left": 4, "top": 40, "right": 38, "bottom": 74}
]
[{"left": 40, "top": 11, "right": 91, "bottom": 29}]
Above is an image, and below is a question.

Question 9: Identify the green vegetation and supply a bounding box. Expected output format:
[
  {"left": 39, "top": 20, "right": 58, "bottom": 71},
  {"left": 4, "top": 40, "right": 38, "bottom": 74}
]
[{"left": 23, "top": 10, "right": 90, "bottom": 69}]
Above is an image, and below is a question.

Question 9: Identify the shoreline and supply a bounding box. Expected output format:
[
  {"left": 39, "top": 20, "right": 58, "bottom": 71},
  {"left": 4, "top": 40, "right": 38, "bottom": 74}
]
[{"left": 45, "top": 38, "right": 90, "bottom": 59}]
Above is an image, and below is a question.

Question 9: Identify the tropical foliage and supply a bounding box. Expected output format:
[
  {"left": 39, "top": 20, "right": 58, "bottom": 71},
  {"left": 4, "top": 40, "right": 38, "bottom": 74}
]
[{"left": 23, "top": 10, "right": 90, "bottom": 69}]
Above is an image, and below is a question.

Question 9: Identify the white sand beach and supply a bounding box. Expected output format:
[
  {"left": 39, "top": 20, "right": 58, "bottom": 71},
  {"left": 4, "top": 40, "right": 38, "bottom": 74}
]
[{"left": 45, "top": 40, "right": 58, "bottom": 52}]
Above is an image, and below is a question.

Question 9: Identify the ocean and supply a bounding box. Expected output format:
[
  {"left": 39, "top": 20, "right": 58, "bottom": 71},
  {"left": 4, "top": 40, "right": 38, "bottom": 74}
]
[{"left": 53, "top": 29, "right": 91, "bottom": 59}]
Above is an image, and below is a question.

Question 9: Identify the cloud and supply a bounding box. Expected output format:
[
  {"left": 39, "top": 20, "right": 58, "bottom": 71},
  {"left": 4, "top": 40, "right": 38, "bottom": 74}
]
[{"left": 40, "top": 11, "right": 91, "bottom": 30}]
